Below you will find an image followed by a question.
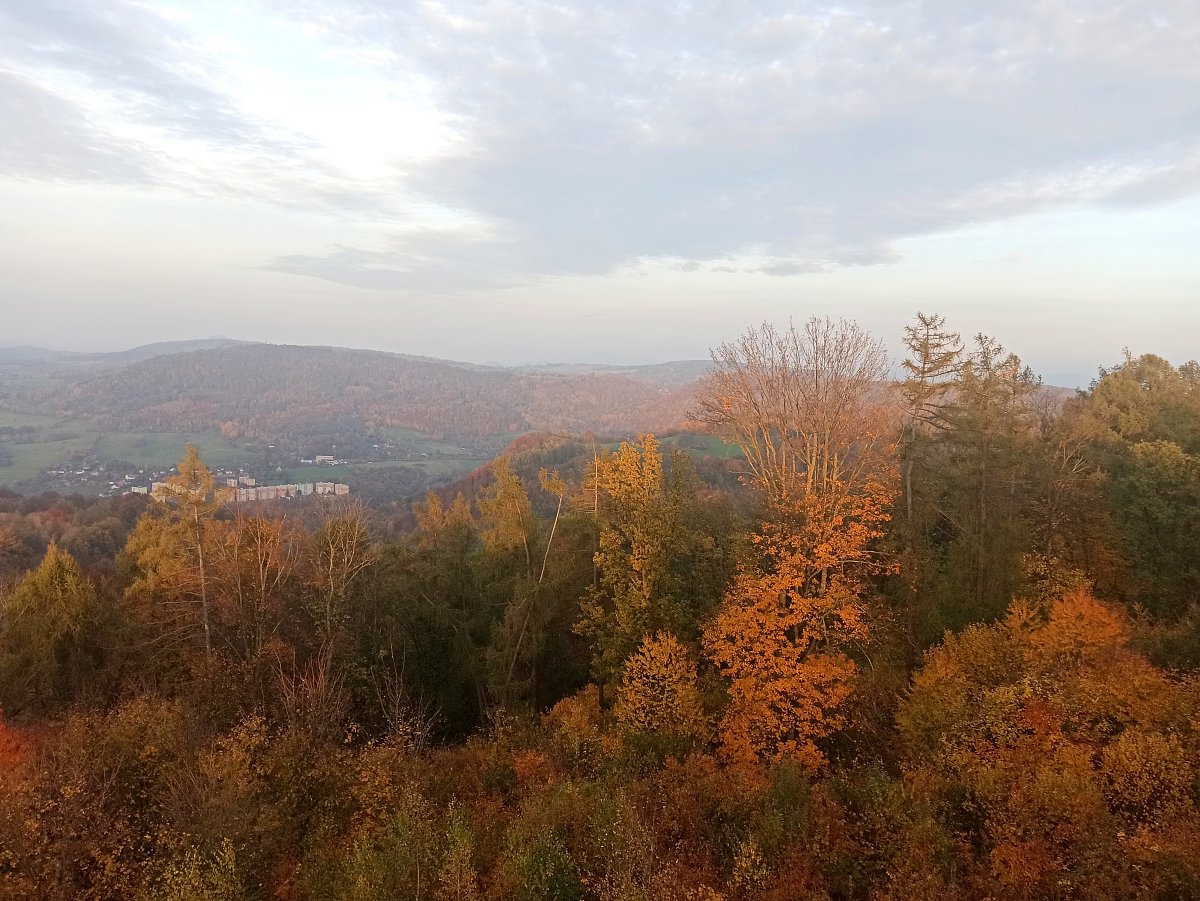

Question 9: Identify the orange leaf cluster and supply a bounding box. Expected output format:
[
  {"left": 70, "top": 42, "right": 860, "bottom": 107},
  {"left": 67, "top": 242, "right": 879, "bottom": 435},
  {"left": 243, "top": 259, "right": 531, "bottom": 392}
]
[{"left": 706, "top": 474, "right": 896, "bottom": 771}]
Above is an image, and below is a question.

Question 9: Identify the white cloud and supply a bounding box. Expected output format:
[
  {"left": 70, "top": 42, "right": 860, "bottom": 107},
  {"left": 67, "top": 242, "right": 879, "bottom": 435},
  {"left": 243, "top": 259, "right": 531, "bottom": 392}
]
[
  {"left": 1, "top": 0, "right": 1199, "bottom": 295},
  {"left": 248, "top": 0, "right": 1200, "bottom": 288}
]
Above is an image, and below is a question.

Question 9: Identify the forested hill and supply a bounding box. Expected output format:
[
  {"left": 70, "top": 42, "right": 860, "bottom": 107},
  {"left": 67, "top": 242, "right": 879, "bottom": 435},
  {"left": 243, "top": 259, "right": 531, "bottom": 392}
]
[
  {"left": 0, "top": 337, "right": 244, "bottom": 367},
  {"left": 48, "top": 343, "right": 709, "bottom": 442}
]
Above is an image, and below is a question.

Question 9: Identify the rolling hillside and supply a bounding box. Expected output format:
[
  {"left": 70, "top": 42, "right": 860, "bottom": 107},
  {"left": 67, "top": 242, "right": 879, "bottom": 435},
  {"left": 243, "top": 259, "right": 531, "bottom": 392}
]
[
  {"left": 0, "top": 342, "right": 716, "bottom": 495},
  {"left": 44, "top": 344, "right": 708, "bottom": 445}
]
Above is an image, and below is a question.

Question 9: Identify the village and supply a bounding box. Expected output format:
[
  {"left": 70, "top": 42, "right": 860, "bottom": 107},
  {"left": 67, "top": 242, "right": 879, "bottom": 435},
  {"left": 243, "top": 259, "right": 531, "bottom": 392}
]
[
  {"left": 38, "top": 458, "right": 352, "bottom": 501},
  {"left": 133, "top": 470, "right": 350, "bottom": 503},
  {"left": 190, "top": 475, "right": 348, "bottom": 502}
]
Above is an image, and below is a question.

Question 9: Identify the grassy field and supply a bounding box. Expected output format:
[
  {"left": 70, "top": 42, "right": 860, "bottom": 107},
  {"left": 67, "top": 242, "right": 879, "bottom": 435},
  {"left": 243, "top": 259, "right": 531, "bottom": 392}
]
[
  {"left": 660, "top": 432, "right": 744, "bottom": 459},
  {"left": 0, "top": 430, "right": 100, "bottom": 484},
  {"left": 599, "top": 432, "right": 744, "bottom": 460},
  {"left": 0, "top": 421, "right": 255, "bottom": 487},
  {"left": 380, "top": 427, "right": 471, "bottom": 456},
  {"left": 93, "top": 431, "right": 251, "bottom": 469},
  {"left": 0, "top": 412, "right": 489, "bottom": 492},
  {"left": 411, "top": 458, "right": 486, "bottom": 478}
]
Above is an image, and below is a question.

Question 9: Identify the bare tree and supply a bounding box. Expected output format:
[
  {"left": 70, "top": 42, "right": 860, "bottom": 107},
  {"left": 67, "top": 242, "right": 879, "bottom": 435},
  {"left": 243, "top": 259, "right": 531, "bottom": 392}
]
[
  {"left": 209, "top": 512, "right": 301, "bottom": 661},
  {"left": 305, "top": 498, "right": 374, "bottom": 660},
  {"left": 694, "top": 317, "right": 896, "bottom": 507}
]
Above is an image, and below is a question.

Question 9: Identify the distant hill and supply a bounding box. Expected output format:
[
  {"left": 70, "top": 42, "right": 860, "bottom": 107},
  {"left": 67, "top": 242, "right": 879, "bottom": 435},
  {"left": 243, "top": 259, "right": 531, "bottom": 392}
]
[
  {"left": 46, "top": 343, "right": 707, "bottom": 448},
  {"left": 0, "top": 346, "right": 87, "bottom": 365},
  {"left": 0, "top": 338, "right": 248, "bottom": 369},
  {"left": 78, "top": 337, "right": 249, "bottom": 365},
  {"left": 0, "top": 338, "right": 1083, "bottom": 502},
  {"left": 515, "top": 360, "right": 713, "bottom": 389}
]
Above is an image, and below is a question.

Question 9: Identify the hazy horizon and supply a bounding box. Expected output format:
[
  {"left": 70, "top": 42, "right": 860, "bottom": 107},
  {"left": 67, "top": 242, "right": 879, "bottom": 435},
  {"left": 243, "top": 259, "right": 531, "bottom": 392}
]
[{"left": 1, "top": 332, "right": 1110, "bottom": 390}]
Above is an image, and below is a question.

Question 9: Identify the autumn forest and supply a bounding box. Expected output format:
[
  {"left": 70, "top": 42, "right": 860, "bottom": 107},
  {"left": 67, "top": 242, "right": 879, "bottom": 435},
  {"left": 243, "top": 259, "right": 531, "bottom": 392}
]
[{"left": 2, "top": 314, "right": 1199, "bottom": 901}]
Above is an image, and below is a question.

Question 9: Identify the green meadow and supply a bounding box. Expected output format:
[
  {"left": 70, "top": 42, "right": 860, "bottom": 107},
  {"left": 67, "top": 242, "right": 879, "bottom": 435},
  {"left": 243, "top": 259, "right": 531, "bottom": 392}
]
[
  {"left": 0, "top": 413, "right": 256, "bottom": 487},
  {"left": 93, "top": 432, "right": 250, "bottom": 470}
]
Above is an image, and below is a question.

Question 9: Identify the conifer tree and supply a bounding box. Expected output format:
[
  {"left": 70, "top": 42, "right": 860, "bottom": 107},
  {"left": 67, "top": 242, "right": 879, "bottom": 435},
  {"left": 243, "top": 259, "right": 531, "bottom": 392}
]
[
  {"left": 0, "top": 543, "right": 100, "bottom": 715},
  {"left": 124, "top": 446, "right": 225, "bottom": 666}
]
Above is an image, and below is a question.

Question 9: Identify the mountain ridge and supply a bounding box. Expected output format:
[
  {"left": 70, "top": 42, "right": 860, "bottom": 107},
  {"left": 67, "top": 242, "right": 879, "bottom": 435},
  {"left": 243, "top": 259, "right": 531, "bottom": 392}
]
[{"left": 31, "top": 342, "right": 707, "bottom": 446}]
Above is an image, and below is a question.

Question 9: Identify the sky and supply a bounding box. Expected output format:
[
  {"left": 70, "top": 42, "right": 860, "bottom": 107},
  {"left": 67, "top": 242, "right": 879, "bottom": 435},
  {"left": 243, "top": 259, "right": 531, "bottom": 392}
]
[{"left": 1, "top": 0, "right": 1198, "bottom": 385}]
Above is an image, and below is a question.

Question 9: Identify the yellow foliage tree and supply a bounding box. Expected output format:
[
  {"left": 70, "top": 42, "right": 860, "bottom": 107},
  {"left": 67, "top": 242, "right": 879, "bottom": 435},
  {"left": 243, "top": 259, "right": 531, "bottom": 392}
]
[
  {"left": 414, "top": 492, "right": 475, "bottom": 553},
  {"left": 0, "top": 543, "right": 99, "bottom": 716},
  {"left": 615, "top": 632, "right": 705, "bottom": 742},
  {"left": 476, "top": 456, "right": 533, "bottom": 570},
  {"left": 577, "top": 434, "right": 699, "bottom": 689},
  {"left": 136, "top": 445, "right": 226, "bottom": 659},
  {"left": 120, "top": 447, "right": 232, "bottom": 681}
]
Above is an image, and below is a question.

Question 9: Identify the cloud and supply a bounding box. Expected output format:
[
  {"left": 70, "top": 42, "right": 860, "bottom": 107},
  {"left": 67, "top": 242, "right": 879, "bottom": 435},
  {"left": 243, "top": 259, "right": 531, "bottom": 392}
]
[
  {"left": 265, "top": 232, "right": 531, "bottom": 293},
  {"left": 0, "top": 0, "right": 285, "bottom": 151},
  {"left": 0, "top": 0, "right": 405, "bottom": 215},
  {"left": 0, "top": 70, "right": 152, "bottom": 183},
  {"left": 755, "top": 260, "right": 831, "bottom": 277},
  {"left": 259, "top": 0, "right": 1200, "bottom": 290},
  {"left": 3, "top": 0, "right": 1199, "bottom": 291}
]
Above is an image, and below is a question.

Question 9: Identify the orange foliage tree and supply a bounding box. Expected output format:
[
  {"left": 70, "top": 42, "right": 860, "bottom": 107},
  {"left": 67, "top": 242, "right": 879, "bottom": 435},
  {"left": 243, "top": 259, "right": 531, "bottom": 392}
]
[
  {"left": 898, "top": 587, "right": 1200, "bottom": 898},
  {"left": 698, "top": 318, "right": 898, "bottom": 769},
  {"left": 705, "top": 479, "right": 895, "bottom": 769}
]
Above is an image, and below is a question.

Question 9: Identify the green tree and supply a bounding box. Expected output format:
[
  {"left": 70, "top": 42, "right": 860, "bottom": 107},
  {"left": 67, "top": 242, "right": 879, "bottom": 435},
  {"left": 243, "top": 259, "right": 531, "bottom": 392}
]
[
  {"left": 352, "top": 493, "right": 485, "bottom": 738},
  {"left": 485, "top": 465, "right": 584, "bottom": 712},
  {"left": 1115, "top": 440, "right": 1200, "bottom": 617},
  {"left": 1071, "top": 353, "right": 1200, "bottom": 618},
  {"left": 0, "top": 543, "right": 102, "bottom": 716},
  {"left": 907, "top": 332, "right": 1042, "bottom": 638},
  {"left": 1082, "top": 352, "right": 1200, "bottom": 453},
  {"left": 477, "top": 457, "right": 539, "bottom": 709}
]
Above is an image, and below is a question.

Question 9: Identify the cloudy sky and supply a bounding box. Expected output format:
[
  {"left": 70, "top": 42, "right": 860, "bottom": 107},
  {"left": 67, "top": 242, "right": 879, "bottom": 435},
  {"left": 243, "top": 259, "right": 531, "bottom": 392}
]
[{"left": 1, "top": 0, "right": 1197, "bottom": 383}]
